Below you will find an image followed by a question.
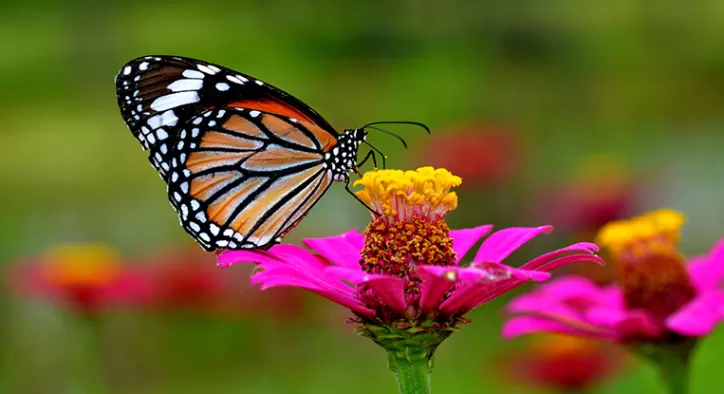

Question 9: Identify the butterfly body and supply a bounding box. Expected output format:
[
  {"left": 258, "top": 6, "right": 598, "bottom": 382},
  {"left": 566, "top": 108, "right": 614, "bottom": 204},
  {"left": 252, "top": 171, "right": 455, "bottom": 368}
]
[{"left": 115, "top": 56, "right": 367, "bottom": 251}]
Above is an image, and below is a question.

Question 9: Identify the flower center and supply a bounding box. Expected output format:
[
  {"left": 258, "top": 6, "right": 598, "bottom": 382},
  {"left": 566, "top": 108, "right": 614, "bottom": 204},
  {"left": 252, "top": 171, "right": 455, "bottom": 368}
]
[
  {"left": 355, "top": 167, "right": 460, "bottom": 300},
  {"left": 43, "top": 244, "right": 120, "bottom": 287},
  {"left": 596, "top": 209, "right": 695, "bottom": 320}
]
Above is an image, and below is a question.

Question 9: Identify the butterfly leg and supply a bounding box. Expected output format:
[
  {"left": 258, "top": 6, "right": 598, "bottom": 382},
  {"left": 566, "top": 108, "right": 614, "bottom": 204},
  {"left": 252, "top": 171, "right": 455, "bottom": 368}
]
[
  {"left": 345, "top": 179, "right": 382, "bottom": 216},
  {"left": 356, "top": 150, "right": 378, "bottom": 170},
  {"left": 363, "top": 142, "right": 387, "bottom": 169}
]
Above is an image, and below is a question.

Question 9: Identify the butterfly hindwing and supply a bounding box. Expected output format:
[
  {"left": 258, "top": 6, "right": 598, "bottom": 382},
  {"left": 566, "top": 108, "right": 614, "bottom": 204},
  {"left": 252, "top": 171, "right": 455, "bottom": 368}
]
[{"left": 166, "top": 107, "right": 333, "bottom": 251}]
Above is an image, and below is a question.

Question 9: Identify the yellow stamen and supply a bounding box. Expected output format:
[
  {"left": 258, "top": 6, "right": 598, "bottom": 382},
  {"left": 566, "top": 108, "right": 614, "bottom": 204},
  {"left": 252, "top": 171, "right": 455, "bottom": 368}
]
[
  {"left": 595, "top": 209, "right": 695, "bottom": 321},
  {"left": 354, "top": 167, "right": 461, "bottom": 221},
  {"left": 596, "top": 209, "right": 685, "bottom": 255},
  {"left": 43, "top": 243, "right": 120, "bottom": 286}
]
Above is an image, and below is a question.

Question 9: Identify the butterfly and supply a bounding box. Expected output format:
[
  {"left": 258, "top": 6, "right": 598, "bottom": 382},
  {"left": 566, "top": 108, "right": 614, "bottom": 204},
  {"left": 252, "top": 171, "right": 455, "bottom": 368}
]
[{"left": 115, "top": 55, "right": 427, "bottom": 251}]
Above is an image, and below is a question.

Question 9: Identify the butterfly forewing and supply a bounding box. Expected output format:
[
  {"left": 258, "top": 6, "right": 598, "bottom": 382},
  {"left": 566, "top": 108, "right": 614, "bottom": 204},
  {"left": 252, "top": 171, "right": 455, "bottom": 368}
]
[
  {"left": 115, "top": 56, "right": 362, "bottom": 251},
  {"left": 115, "top": 56, "right": 337, "bottom": 176}
]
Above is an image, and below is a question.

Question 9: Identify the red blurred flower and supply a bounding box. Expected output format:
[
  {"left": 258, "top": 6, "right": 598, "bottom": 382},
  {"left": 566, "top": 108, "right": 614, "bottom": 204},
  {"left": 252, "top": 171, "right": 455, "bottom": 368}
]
[
  {"left": 502, "top": 334, "right": 624, "bottom": 391},
  {"left": 423, "top": 124, "right": 520, "bottom": 188},
  {"left": 142, "top": 247, "right": 303, "bottom": 319},
  {"left": 8, "top": 243, "right": 154, "bottom": 314}
]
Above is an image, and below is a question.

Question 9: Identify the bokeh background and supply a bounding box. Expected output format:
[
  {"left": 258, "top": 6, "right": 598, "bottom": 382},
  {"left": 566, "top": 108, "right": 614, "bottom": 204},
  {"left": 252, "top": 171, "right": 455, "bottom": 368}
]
[{"left": 2, "top": 1, "right": 724, "bottom": 393}]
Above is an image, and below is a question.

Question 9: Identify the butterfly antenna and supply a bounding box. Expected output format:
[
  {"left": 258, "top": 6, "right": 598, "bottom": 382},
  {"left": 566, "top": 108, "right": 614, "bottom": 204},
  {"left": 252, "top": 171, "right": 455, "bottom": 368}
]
[
  {"left": 363, "top": 126, "right": 408, "bottom": 149},
  {"left": 361, "top": 121, "right": 431, "bottom": 134}
]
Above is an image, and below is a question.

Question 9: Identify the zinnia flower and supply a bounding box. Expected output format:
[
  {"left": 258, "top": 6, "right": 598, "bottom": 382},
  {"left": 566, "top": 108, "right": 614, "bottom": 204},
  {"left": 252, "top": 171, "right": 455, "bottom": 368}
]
[
  {"left": 8, "top": 243, "right": 154, "bottom": 315},
  {"left": 219, "top": 167, "right": 603, "bottom": 394},
  {"left": 500, "top": 334, "right": 624, "bottom": 392},
  {"left": 503, "top": 209, "right": 724, "bottom": 393}
]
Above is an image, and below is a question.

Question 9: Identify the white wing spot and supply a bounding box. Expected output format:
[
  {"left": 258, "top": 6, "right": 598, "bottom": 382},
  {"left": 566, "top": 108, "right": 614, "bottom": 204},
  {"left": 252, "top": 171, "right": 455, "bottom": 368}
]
[
  {"left": 197, "top": 64, "right": 217, "bottom": 75},
  {"left": 171, "top": 172, "right": 179, "bottom": 182},
  {"left": 180, "top": 182, "right": 189, "bottom": 194},
  {"left": 192, "top": 128, "right": 200, "bottom": 137},
  {"left": 216, "top": 240, "right": 229, "bottom": 248},
  {"left": 150, "top": 92, "right": 199, "bottom": 111},
  {"left": 123, "top": 66, "right": 131, "bottom": 75},
  {"left": 215, "top": 82, "right": 230, "bottom": 91},
  {"left": 167, "top": 79, "right": 203, "bottom": 92},
  {"left": 223, "top": 229, "right": 234, "bottom": 237},
  {"left": 199, "top": 233, "right": 211, "bottom": 242},
  {"left": 181, "top": 204, "right": 189, "bottom": 220},
  {"left": 208, "top": 120, "right": 216, "bottom": 127},
  {"left": 208, "top": 65, "right": 221, "bottom": 73},
  {"left": 193, "top": 117, "right": 203, "bottom": 125},
  {"left": 195, "top": 211, "right": 207, "bottom": 222},
  {"left": 249, "top": 110, "right": 260, "bottom": 118},
  {"left": 182, "top": 69, "right": 205, "bottom": 79},
  {"left": 147, "top": 110, "right": 178, "bottom": 129},
  {"left": 156, "top": 129, "right": 169, "bottom": 140},
  {"left": 237, "top": 75, "right": 249, "bottom": 83},
  {"left": 139, "top": 62, "right": 149, "bottom": 71},
  {"left": 189, "top": 222, "right": 201, "bottom": 232},
  {"left": 254, "top": 80, "right": 263, "bottom": 86},
  {"left": 190, "top": 200, "right": 200, "bottom": 210},
  {"left": 217, "top": 110, "right": 226, "bottom": 118},
  {"left": 209, "top": 224, "right": 220, "bottom": 236},
  {"left": 226, "top": 75, "right": 244, "bottom": 84},
  {"left": 173, "top": 192, "right": 182, "bottom": 202}
]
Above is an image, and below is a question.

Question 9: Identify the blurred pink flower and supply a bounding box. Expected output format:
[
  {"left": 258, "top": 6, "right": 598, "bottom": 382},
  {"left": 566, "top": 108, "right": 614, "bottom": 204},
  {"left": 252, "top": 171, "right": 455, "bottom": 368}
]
[
  {"left": 504, "top": 210, "right": 724, "bottom": 342},
  {"left": 8, "top": 243, "right": 154, "bottom": 315},
  {"left": 142, "top": 247, "right": 303, "bottom": 318},
  {"left": 500, "top": 334, "right": 624, "bottom": 391},
  {"left": 423, "top": 124, "right": 520, "bottom": 188}
]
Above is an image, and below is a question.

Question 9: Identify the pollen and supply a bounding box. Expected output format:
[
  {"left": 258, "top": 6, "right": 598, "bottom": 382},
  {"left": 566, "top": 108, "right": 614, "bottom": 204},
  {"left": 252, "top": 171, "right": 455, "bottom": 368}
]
[
  {"left": 596, "top": 210, "right": 695, "bottom": 322},
  {"left": 43, "top": 243, "right": 121, "bottom": 287},
  {"left": 354, "top": 167, "right": 461, "bottom": 222}
]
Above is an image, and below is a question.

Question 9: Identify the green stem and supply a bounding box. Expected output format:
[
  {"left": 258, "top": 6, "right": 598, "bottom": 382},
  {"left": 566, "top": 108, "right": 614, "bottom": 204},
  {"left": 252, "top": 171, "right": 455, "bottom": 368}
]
[
  {"left": 630, "top": 338, "right": 696, "bottom": 394},
  {"left": 387, "top": 353, "right": 432, "bottom": 394}
]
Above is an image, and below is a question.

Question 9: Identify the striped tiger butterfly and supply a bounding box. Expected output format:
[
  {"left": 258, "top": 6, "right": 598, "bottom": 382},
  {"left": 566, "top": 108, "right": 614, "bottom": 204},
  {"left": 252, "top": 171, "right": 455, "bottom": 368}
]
[{"left": 115, "top": 55, "right": 428, "bottom": 251}]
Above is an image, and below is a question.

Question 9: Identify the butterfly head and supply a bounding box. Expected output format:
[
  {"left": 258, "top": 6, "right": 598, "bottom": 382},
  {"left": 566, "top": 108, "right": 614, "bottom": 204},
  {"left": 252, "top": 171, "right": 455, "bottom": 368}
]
[{"left": 324, "top": 129, "right": 366, "bottom": 182}]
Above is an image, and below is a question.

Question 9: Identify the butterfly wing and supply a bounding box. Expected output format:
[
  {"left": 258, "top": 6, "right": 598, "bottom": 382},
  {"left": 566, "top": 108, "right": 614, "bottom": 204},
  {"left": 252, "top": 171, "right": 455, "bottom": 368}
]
[
  {"left": 115, "top": 55, "right": 337, "bottom": 176},
  {"left": 167, "top": 107, "right": 336, "bottom": 250},
  {"left": 115, "top": 56, "right": 340, "bottom": 251}
]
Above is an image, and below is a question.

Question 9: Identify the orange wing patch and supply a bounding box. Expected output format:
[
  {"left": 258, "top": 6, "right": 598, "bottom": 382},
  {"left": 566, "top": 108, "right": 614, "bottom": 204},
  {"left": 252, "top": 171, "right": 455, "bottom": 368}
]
[
  {"left": 241, "top": 144, "right": 322, "bottom": 171},
  {"left": 199, "top": 130, "right": 263, "bottom": 151},
  {"left": 252, "top": 172, "right": 331, "bottom": 240},
  {"left": 228, "top": 99, "right": 314, "bottom": 123},
  {"left": 261, "top": 115, "right": 316, "bottom": 149},
  {"left": 207, "top": 177, "right": 267, "bottom": 225},
  {"left": 190, "top": 171, "right": 238, "bottom": 201},
  {"left": 298, "top": 119, "right": 336, "bottom": 152},
  {"left": 229, "top": 166, "right": 323, "bottom": 234},
  {"left": 186, "top": 151, "right": 254, "bottom": 173},
  {"left": 223, "top": 115, "right": 267, "bottom": 139}
]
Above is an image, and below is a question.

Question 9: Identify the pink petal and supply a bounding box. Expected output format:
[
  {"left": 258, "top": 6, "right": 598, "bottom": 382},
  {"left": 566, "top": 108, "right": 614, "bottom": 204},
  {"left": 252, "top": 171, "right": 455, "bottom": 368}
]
[
  {"left": 449, "top": 225, "right": 494, "bottom": 264},
  {"left": 667, "top": 292, "right": 724, "bottom": 336},
  {"left": 304, "top": 230, "right": 364, "bottom": 269},
  {"left": 519, "top": 242, "right": 601, "bottom": 271},
  {"left": 687, "top": 238, "right": 724, "bottom": 291},
  {"left": 474, "top": 226, "right": 553, "bottom": 263},
  {"left": 361, "top": 276, "right": 407, "bottom": 316},
  {"left": 325, "top": 266, "right": 382, "bottom": 284},
  {"left": 522, "top": 254, "right": 606, "bottom": 274},
  {"left": 529, "top": 276, "right": 605, "bottom": 300},
  {"left": 416, "top": 266, "right": 458, "bottom": 314},
  {"left": 502, "top": 316, "right": 615, "bottom": 340},
  {"left": 217, "top": 249, "right": 278, "bottom": 268},
  {"left": 586, "top": 307, "right": 663, "bottom": 339}
]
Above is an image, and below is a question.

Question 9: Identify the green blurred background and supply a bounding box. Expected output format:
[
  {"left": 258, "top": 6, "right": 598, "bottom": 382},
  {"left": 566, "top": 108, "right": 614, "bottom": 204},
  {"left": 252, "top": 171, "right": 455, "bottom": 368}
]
[{"left": 2, "top": 0, "right": 724, "bottom": 393}]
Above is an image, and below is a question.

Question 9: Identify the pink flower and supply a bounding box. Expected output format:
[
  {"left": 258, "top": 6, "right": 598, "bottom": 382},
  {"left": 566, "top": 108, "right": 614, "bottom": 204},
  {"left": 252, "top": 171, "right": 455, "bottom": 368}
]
[
  {"left": 219, "top": 168, "right": 603, "bottom": 339},
  {"left": 503, "top": 209, "right": 724, "bottom": 342}
]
